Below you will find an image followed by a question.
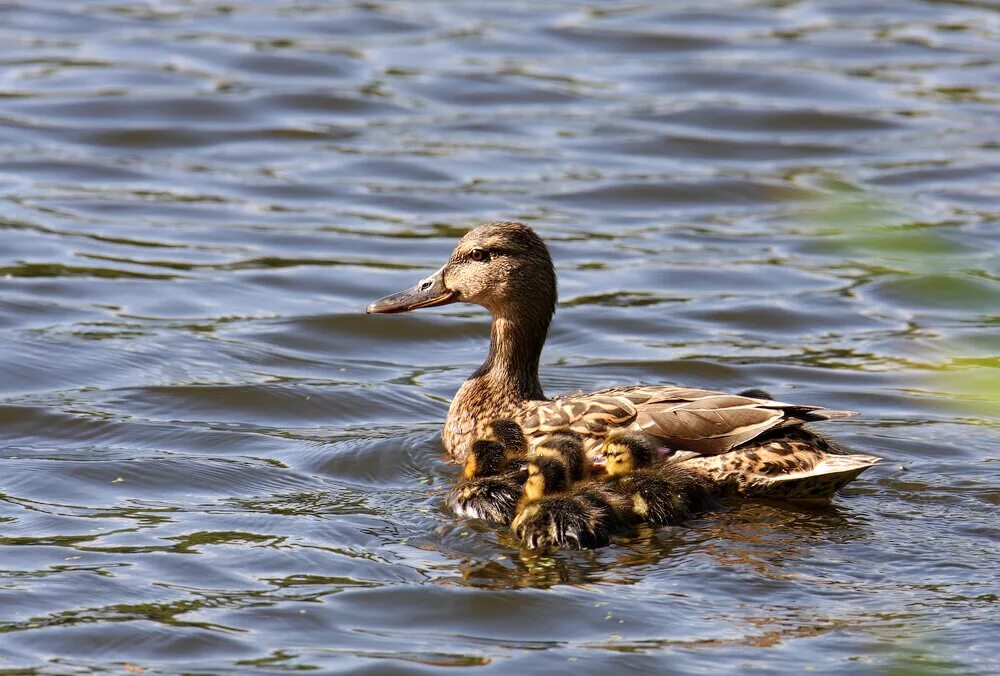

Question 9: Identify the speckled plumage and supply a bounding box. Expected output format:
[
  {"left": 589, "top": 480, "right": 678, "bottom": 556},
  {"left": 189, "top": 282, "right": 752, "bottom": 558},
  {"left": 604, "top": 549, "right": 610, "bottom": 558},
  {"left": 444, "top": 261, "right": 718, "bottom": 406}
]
[{"left": 679, "top": 428, "right": 882, "bottom": 500}]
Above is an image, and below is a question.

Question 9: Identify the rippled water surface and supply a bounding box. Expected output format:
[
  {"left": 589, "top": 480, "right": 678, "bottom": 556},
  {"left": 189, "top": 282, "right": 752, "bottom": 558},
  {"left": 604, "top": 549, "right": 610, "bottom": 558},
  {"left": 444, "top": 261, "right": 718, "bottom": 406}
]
[{"left": 2, "top": 0, "right": 999, "bottom": 672}]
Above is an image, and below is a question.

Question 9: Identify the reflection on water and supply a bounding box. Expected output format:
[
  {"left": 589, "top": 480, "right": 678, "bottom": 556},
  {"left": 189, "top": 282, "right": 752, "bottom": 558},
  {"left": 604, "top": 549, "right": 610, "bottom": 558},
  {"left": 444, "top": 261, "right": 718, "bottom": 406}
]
[{"left": 1, "top": 0, "right": 998, "bottom": 672}]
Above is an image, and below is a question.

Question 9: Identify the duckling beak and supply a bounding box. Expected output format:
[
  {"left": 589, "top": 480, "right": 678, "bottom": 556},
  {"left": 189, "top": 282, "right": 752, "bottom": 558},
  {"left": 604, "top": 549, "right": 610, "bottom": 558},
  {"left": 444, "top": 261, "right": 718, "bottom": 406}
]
[{"left": 366, "top": 265, "right": 456, "bottom": 314}]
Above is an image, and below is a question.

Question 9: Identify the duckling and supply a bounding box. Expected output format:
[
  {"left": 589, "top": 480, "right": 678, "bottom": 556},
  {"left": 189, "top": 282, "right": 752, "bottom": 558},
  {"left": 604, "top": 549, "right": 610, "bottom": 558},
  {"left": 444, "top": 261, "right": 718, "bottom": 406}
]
[
  {"left": 446, "top": 439, "right": 526, "bottom": 525},
  {"left": 532, "top": 430, "right": 588, "bottom": 481},
  {"left": 511, "top": 456, "right": 615, "bottom": 550},
  {"left": 482, "top": 418, "right": 529, "bottom": 461},
  {"left": 533, "top": 430, "right": 636, "bottom": 528},
  {"left": 604, "top": 430, "right": 715, "bottom": 526}
]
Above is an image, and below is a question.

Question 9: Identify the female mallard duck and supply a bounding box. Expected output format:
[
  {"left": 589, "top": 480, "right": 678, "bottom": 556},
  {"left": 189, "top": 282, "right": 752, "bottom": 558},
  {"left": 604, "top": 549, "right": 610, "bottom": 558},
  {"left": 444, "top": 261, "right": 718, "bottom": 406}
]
[
  {"left": 512, "top": 456, "right": 625, "bottom": 550},
  {"left": 445, "top": 438, "right": 525, "bottom": 524},
  {"left": 368, "top": 221, "right": 881, "bottom": 499},
  {"left": 603, "top": 430, "right": 715, "bottom": 524}
]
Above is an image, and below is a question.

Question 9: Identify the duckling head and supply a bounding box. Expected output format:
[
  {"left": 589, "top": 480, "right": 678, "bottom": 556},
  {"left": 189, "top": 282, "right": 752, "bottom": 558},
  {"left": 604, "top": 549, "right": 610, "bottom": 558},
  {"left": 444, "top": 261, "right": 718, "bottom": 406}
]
[
  {"left": 603, "top": 430, "right": 659, "bottom": 476},
  {"left": 534, "top": 431, "right": 582, "bottom": 456},
  {"left": 366, "top": 222, "right": 556, "bottom": 320},
  {"left": 533, "top": 430, "right": 586, "bottom": 480},
  {"left": 464, "top": 439, "right": 507, "bottom": 479},
  {"left": 523, "top": 456, "right": 570, "bottom": 501},
  {"left": 484, "top": 418, "right": 528, "bottom": 458}
]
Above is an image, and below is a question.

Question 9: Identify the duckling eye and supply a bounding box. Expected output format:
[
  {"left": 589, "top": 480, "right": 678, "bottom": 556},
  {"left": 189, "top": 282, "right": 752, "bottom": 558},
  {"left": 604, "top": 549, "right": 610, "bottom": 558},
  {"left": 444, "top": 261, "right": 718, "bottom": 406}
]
[{"left": 469, "top": 248, "right": 489, "bottom": 263}]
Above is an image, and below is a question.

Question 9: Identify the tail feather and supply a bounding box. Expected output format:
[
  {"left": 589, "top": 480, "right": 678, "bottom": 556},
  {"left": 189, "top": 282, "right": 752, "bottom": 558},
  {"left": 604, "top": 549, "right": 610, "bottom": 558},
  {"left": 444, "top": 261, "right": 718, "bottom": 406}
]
[
  {"left": 800, "top": 408, "right": 860, "bottom": 422},
  {"left": 753, "top": 453, "right": 881, "bottom": 500}
]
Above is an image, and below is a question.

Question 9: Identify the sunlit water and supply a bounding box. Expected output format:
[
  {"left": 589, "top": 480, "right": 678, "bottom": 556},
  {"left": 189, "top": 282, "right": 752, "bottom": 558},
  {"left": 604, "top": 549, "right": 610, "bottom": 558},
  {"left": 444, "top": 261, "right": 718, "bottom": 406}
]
[{"left": 1, "top": 0, "right": 998, "bottom": 672}]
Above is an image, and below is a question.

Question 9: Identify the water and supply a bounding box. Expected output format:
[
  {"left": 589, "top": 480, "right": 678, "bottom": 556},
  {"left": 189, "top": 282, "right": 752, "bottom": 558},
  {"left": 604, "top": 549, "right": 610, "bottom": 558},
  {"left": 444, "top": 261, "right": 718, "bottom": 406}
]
[{"left": 1, "top": 0, "right": 998, "bottom": 672}]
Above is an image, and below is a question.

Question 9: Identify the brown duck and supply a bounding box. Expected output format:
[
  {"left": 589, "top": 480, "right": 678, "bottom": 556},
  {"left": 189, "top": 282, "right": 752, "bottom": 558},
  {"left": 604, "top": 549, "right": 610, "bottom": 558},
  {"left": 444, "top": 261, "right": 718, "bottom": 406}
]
[{"left": 367, "top": 221, "right": 881, "bottom": 499}]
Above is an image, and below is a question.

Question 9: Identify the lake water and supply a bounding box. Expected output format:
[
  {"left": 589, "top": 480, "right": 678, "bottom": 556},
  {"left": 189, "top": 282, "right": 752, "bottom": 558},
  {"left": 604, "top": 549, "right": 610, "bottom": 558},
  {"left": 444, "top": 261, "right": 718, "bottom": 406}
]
[{"left": 1, "top": 0, "right": 998, "bottom": 673}]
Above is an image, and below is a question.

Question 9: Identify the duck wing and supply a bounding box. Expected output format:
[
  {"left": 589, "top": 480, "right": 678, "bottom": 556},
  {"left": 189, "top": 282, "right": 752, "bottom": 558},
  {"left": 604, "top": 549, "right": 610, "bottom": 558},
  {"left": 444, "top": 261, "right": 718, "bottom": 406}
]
[
  {"left": 522, "top": 386, "right": 857, "bottom": 456},
  {"left": 520, "top": 394, "right": 638, "bottom": 440},
  {"left": 621, "top": 386, "right": 857, "bottom": 455}
]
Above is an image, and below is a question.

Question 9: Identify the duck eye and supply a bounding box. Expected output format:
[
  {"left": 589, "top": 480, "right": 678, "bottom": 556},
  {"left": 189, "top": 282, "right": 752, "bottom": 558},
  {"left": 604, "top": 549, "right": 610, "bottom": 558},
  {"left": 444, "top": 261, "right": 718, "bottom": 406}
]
[{"left": 469, "top": 248, "right": 488, "bottom": 262}]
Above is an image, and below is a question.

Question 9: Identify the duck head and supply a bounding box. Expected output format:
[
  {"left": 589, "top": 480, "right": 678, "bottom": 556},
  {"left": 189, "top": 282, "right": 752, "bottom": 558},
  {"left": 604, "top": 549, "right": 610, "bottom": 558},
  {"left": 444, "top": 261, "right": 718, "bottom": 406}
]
[{"left": 366, "top": 221, "right": 556, "bottom": 319}]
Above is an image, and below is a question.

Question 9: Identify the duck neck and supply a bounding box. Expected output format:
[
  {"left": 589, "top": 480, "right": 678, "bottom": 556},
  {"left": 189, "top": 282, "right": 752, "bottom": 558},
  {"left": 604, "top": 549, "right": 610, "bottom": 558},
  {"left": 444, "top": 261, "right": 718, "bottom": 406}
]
[
  {"left": 445, "top": 302, "right": 552, "bottom": 458},
  {"left": 475, "top": 305, "right": 549, "bottom": 402}
]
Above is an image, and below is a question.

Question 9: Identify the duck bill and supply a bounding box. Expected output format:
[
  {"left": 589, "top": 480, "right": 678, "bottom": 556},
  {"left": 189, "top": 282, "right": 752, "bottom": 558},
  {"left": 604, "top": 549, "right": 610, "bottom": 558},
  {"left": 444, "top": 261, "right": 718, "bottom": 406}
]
[{"left": 366, "top": 266, "right": 456, "bottom": 314}]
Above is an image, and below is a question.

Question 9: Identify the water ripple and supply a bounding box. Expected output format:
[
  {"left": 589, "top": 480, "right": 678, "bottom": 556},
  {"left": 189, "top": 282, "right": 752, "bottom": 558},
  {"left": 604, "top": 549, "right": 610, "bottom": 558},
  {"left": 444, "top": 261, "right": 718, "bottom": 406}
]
[{"left": 0, "top": 0, "right": 998, "bottom": 672}]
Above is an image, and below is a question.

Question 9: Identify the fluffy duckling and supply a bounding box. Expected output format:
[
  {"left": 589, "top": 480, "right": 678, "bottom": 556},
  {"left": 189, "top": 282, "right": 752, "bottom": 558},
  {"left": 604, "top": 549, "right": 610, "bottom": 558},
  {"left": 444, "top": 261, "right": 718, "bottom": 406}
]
[
  {"left": 511, "top": 454, "right": 633, "bottom": 550},
  {"left": 532, "top": 430, "right": 588, "bottom": 482},
  {"left": 604, "top": 430, "right": 714, "bottom": 526},
  {"left": 446, "top": 439, "right": 526, "bottom": 525},
  {"left": 511, "top": 457, "right": 612, "bottom": 550},
  {"left": 482, "top": 418, "right": 529, "bottom": 461},
  {"left": 533, "top": 429, "right": 635, "bottom": 526}
]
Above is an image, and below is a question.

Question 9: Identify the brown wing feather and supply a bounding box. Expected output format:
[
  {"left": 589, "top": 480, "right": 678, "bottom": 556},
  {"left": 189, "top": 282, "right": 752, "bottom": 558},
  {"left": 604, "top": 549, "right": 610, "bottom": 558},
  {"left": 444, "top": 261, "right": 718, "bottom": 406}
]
[
  {"left": 637, "top": 392, "right": 857, "bottom": 455},
  {"left": 520, "top": 395, "right": 637, "bottom": 450},
  {"left": 522, "top": 386, "right": 857, "bottom": 457},
  {"left": 640, "top": 402, "right": 784, "bottom": 454}
]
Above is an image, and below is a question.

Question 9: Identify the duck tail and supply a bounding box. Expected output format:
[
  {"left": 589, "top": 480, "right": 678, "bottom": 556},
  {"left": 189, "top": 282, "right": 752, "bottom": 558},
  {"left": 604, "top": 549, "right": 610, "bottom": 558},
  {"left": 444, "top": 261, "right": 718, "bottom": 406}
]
[
  {"left": 753, "top": 453, "right": 882, "bottom": 500},
  {"left": 798, "top": 408, "right": 860, "bottom": 422}
]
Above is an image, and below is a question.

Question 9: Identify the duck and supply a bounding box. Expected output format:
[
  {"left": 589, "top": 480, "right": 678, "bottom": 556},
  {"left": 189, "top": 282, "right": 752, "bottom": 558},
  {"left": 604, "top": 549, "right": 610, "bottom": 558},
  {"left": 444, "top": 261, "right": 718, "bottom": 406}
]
[
  {"left": 445, "top": 438, "right": 525, "bottom": 525},
  {"left": 511, "top": 456, "right": 624, "bottom": 550},
  {"left": 368, "top": 221, "right": 882, "bottom": 499},
  {"left": 603, "top": 430, "right": 715, "bottom": 524}
]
